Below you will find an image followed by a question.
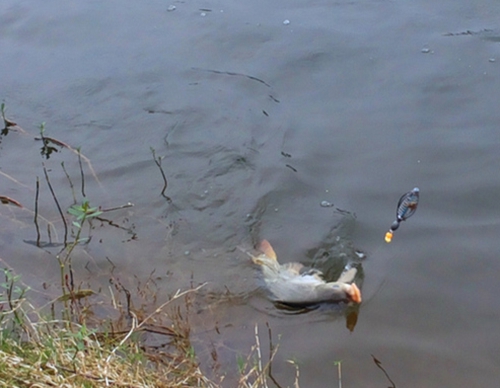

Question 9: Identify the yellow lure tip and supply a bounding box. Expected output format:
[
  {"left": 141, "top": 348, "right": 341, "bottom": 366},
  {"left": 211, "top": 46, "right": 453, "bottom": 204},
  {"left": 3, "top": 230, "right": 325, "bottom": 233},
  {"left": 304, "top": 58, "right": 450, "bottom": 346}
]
[{"left": 385, "top": 231, "right": 393, "bottom": 243}]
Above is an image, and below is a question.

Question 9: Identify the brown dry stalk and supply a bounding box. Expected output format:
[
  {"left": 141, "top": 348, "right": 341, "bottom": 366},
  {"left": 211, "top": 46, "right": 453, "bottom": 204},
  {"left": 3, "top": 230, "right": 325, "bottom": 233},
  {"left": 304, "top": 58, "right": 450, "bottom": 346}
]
[{"left": 0, "top": 195, "right": 22, "bottom": 207}]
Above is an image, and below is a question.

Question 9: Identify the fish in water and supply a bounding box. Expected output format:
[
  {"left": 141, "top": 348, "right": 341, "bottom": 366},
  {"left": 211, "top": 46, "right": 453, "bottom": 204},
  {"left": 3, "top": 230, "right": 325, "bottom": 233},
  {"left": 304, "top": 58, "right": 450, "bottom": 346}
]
[{"left": 246, "top": 240, "right": 362, "bottom": 306}]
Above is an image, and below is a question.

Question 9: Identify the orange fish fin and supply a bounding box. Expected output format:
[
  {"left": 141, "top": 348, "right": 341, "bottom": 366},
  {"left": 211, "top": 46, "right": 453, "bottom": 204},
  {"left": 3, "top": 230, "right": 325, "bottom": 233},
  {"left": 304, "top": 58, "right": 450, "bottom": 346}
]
[
  {"left": 259, "top": 239, "right": 277, "bottom": 261},
  {"left": 349, "top": 283, "right": 362, "bottom": 304}
]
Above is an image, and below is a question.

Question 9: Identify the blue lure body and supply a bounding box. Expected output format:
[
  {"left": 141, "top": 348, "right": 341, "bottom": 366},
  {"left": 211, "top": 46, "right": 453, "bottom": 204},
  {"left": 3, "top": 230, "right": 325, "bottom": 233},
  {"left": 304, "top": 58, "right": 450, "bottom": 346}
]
[{"left": 385, "top": 187, "right": 419, "bottom": 242}]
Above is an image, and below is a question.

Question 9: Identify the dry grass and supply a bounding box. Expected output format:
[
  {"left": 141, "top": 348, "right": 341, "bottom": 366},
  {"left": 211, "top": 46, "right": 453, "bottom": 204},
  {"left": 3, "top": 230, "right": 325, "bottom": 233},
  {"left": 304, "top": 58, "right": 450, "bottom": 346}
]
[
  {"left": 0, "top": 286, "right": 216, "bottom": 387},
  {"left": 0, "top": 278, "right": 294, "bottom": 388}
]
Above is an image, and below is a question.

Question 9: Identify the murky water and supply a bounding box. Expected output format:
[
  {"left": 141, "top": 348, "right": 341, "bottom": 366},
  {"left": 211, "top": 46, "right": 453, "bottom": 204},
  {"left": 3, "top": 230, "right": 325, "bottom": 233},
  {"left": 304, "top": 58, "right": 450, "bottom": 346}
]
[{"left": 2, "top": 0, "right": 500, "bottom": 386}]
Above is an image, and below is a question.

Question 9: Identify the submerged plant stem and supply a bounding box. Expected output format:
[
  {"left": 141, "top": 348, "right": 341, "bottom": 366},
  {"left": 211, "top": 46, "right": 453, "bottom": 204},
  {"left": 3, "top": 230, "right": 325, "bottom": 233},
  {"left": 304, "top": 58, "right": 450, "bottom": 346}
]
[
  {"left": 43, "top": 163, "right": 68, "bottom": 246},
  {"left": 34, "top": 177, "right": 41, "bottom": 247},
  {"left": 77, "top": 148, "right": 86, "bottom": 198},
  {"left": 151, "top": 147, "right": 172, "bottom": 202},
  {"left": 372, "top": 354, "right": 396, "bottom": 388},
  {"left": 266, "top": 322, "right": 283, "bottom": 388}
]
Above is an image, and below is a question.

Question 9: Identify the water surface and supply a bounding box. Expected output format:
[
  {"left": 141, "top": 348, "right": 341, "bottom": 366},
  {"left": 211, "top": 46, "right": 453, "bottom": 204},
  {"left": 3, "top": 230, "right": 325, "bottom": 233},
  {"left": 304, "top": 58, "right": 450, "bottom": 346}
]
[{"left": 1, "top": 0, "right": 500, "bottom": 386}]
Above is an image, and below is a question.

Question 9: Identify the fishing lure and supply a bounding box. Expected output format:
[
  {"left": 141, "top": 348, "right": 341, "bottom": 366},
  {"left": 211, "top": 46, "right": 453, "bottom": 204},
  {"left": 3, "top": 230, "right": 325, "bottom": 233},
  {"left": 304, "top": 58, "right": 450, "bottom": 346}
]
[{"left": 385, "top": 187, "right": 419, "bottom": 243}]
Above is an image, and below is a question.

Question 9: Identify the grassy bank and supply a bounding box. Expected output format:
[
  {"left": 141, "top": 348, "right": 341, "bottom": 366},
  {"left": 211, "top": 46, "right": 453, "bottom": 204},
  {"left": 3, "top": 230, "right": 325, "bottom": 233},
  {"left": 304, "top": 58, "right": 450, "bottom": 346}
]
[
  {"left": 0, "top": 285, "right": 202, "bottom": 387},
  {"left": 0, "top": 274, "right": 284, "bottom": 388}
]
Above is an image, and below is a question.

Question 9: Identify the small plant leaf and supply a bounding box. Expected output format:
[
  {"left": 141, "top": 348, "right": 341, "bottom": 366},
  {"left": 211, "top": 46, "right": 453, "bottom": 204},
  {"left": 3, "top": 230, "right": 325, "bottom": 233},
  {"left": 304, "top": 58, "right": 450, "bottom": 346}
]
[
  {"left": 88, "top": 210, "right": 103, "bottom": 218},
  {"left": 68, "top": 206, "right": 82, "bottom": 216}
]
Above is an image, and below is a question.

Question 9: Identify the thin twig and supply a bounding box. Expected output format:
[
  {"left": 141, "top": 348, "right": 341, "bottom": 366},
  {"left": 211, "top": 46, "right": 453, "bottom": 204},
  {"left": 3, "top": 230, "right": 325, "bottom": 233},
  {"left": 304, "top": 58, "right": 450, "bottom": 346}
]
[
  {"left": 43, "top": 163, "right": 68, "bottom": 246},
  {"left": 286, "top": 360, "right": 300, "bottom": 388},
  {"left": 34, "top": 177, "right": 41, "bottom": 247},
  {"left": 237, "top": 345, "right": 259, "bottom": 385},
  {"left": 266, "top": 322, "right": 283, "bottom": 388},
  {"left": 106, "top": 256, "right": 116, "bottom": 271},
  {"left": 372, "top": 354, "right": 396, "bottom": 388},
  {"left": 335, "top": 361, "right": 342, "bottom": 388},
  {"left": 123, "top": 285, "right": 132, "bottom": 320},
  {"left": 108, "top": 285, "right": 117, "bottom": 309},
  {"left": 137, "top": 284, "right": 206, "bottom": 330},
  {"left": 77, "top": 148, "right": 85, "bottom": 198},
  {"left": 95, "top": 216, "right": 136, "bottom": 234},
  {"left": 68, "top": 265, "right": 74, "bottom": 292},
  {"left": 150, "top": 147, "right": 172, "bottom": 202},
  {"left": 104, "top": 311, "right": 138, "bottom": 386},
  {"left": 100, "top": 202, "right": 134, "bottom": 213},
  {"left": 254, "top": 324, "right": 268, "bottom": 388},
  {"left": 47, "top": 224, "right": 52, "bottom": 245},
  {"left": 6, "top": 273, "right": 23, "bottom": 327}
]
